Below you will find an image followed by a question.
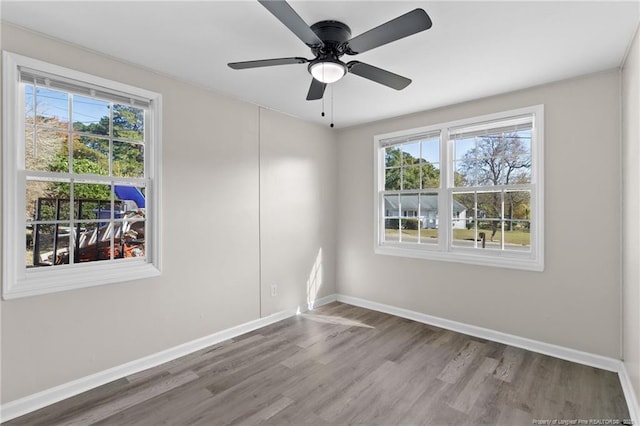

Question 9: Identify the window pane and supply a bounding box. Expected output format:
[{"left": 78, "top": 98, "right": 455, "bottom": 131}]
[
  {"left": 25, "top": 84, "right": 35, "bottom": 120},
  {"left": 452, "top": 192, "right": 476, "bottom": 248},
  {"left": 385, "top": 168, "right": 401, "bottom": 190},
  {"left": 31, "top": 223, "right": 71, "bottom": 267},
  {"left": 399, "top": 219, "right": 419, "bottom": 243},
  {"left": 26, "top": 180, "right": 49, "bottom": 222},
  {"left": 25, "top": 129, "right": 68, "bottom": 172},
  {"left": 31, "top": 197, "right": 55, "bottom": 222},
  {"left": 419, "top": 194, "right": 438, "bottom": 244},
  {"left": 402, "top": 165, "right": 421, "bottom": 190},
  {"left": 504, "top": 132, "right": 531, "bottom": 155},
  {"left": 398, "top": 194, "right": 422, "bottom": 243},
  {"left": 452, "top": 226, "right": 477, "bottom": 248},
  {"left": 385, "top": 147, "right": 402, "bottom": 168},
  {"left": 515, "top": 130, "right": 532, "bottom": 152},
  {"left": 454, "top": 137, "right": 475, "bottom": 159},
  {"left": 384, "top": 194, "right": 399, "bottom": 218},
  {"left": 421, "top": 138, "right": 439, "bottom": 164},
  {"left": 477, "top": 192, "right": 501, "bottom": 220},
  {"left": 476, "top": 159, "right": 500, "bottom": 186},
  {"left": 455, "top": 160, "right": 476, "bottom": 187},
  {"left": 113, "top": 141, "right": 144, "bottom": 178},
  {"left": 383, "top": 193, "right": 400, "bottom": 243},
  {"left": 401, "top": 142, "right": 420, "bottom": 163},
  {"left": 477, "top": 221, "right": 502, "bottom": 250},
  {"left": 505, "top": 190, "right": 531, "bottom": 220},
  {"left": 400, "top": 194, "right": 418, "bottom": 217},
  {"left": 504, "top": 190, "right": 531, "bottom": 251},
  {"left": 72, "top": 96, "right": 109, "bottom": 135},
  {"left": 452, "top": 191, "right": 474, "bottom": 217},
  {"left": 504, "top": 220, "right": 531, "bottom": 250},
  {"left": 72, "top": 182, "right": 111, "bottom": 207},
  {"left": 34, "top": 87, "right": 69, "bottom": 129},
  {"left": 26, "top": 224, "right": 34, "bottom": 267},
  {"left": 73, "top": 136, "right": 109, "bottom": 175},
  {"left": 420, "top": 227, "right": 438, "bottom": 244},
  {"left": 123, "top": 218, "right": 146, "bottom": 258},
  {"left": 508, "top": 155, "right": 532, "bottom": 184},
  {"left": 75, "top": 199, "right": 113, "bottom": 221},
  {"left": 115, "top": 185, "right": 146, "bottom": 210},
  {"left": 422, "top": 163, "right": 440, "bottom": 188},
  {"left": 384, "top": 219, "right": 400, "bottom": 242},
  {"left": 75, "top": 221, "right": 114, "bottom": 263},
  {"left": 113, "top": 105, "right": 144, "bottom": 142}
]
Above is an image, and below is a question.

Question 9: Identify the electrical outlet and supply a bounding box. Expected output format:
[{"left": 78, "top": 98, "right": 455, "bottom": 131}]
[{"left": 270, "top": 284, "right": 277, "bottom": 297}]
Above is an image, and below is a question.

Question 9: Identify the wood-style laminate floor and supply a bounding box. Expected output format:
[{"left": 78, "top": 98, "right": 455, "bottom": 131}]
[{"left": 5, "top": 302, "right": 630, "bottom": 425}]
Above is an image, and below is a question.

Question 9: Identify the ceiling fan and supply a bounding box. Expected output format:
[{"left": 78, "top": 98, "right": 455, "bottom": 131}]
[{"left": 228, "top": 0, "right": 433, "bottom": 101}]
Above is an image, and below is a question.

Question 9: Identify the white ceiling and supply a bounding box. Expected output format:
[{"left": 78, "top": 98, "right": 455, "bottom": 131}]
[{"left": 2, "top": 1, "right": 639, "bottom": 128}]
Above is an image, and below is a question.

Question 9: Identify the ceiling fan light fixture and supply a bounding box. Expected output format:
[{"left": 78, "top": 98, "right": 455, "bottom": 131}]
[{"left": 309, "top": 60, "right": 346, "bottom": 84}]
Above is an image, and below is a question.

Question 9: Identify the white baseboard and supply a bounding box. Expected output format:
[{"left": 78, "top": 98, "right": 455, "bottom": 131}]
[
  {"left": 336, "top": 294, "right": 620, "bottom": 371},
  {"left": 308, "top": 293, "right": 337, "bottom": 310},
  {"left": 619, "top": 363, "right": 640, "bottom": 425},
  {"left": 0, "top": 295, "right": 336, "bottom": 422},
  {"left": 336, "top": 293, "right": 639, "bottom": 424}
]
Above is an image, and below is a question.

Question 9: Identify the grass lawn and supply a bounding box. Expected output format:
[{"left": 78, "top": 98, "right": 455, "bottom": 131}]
[
  {"left": 385, "top": 227, "right": 530, "bottom": 246},
  {"left": 452, "top": 228, "right": 530, "bottom": 246}
]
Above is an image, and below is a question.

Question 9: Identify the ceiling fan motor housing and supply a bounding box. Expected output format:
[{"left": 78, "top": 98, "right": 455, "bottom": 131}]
[{"left": 310, "top": 20, "right": 352, "bottom": 57}]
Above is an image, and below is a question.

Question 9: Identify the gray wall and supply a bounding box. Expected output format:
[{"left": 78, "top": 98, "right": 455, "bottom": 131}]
[
  {"left": 623, "top": 24, "right": 640, "bottom": 409},
  {"left": 259, "top": 108, "right": 337, "bottom": 316},
  {"left": 0, "top": 23, "right": 337, "bottom": 403},
  {"left": 336, "top": 70, "right": 622, "bottom": 358}
]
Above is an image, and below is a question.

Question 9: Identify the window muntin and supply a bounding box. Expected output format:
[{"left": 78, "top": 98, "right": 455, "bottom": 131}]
[
  {"left": 3, "top": 52, "right": 162, "bottom": 299},
  {"left": 375, "top": 106, "right": 543, "bottom": 271}
]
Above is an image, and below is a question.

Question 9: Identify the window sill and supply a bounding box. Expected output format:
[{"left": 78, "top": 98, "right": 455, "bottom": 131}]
[
  {"left": 2, "top": 260, "right": 161, "bottom": 300},
  {"left": 375, "top": 244, "right": 544, "bottom": 272}
]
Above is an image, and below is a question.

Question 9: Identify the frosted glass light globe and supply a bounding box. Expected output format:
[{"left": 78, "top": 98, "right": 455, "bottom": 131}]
[{"left": 310, "top": 61, "right": 346, "bottom": 84}]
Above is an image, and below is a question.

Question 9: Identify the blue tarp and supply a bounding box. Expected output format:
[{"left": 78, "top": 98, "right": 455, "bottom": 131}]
[{"left": 114, "top": 185, "right": 145, "bottom": 208}]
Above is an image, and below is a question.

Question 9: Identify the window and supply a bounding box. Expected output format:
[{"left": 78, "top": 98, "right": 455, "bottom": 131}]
[
  {"left": 2, "top": 52, "right": 162, "bottom": 299},
  {"left": 375, "top": 105, "right": 543, "bottom": 271}
]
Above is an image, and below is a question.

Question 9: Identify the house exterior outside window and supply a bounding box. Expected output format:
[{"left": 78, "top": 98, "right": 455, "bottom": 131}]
[
  {"left": 375, "top": 105, "right": 544, "bottom": 271},
  {"left": 2, "top": 52, "right": 163, "bottom": 299}
]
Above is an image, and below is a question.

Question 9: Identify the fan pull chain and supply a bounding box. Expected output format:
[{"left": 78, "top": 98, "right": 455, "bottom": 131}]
[
  {"left": 321, "top": 66, "right": 326, "bottom": 117},
  {"left": 330, "top": 85, "right": 334, "bottom": 128}
]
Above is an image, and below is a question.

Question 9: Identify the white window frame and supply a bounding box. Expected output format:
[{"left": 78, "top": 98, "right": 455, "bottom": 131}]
[
  {"left": 2, "top": 51, "right": 163, "bottom": 299},
  {"left": 374, "top": 105, "right": 544, "bottom": 271}
]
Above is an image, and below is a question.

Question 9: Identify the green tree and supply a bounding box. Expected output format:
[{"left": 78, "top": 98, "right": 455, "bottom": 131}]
[
  {"left": 385, "top": 147, "right": 439, "bottom": 190},
  {"left": 47, "top": 138, "right": 110, "bottom": 200},
  {"left": 113, "top": 105, "right": 143, "bottom": 141}
]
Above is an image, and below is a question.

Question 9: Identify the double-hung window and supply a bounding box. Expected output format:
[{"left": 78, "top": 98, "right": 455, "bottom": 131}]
[
  {"left": 2, "top": 52, "right": 162, "bottom": 299},
  {"left": 375, "top": 105, "right": 544, "bottom": 271}
]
